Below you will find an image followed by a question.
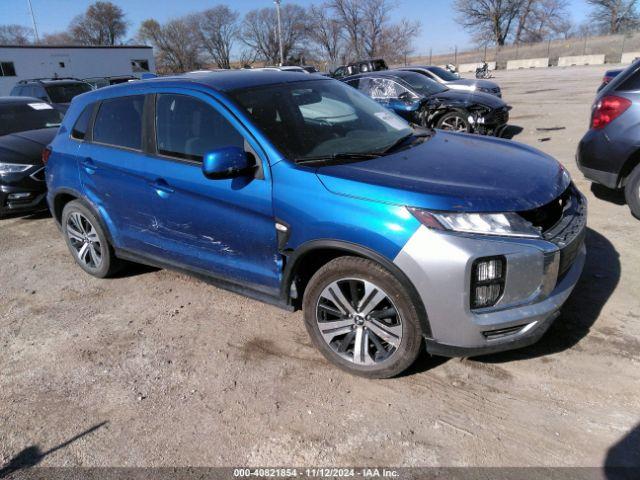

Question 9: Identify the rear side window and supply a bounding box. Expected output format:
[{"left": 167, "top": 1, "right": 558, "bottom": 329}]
[
  {"left": 155, "top": 94, "right": 244, "bottom": 162},
  {"left": 615, "top": 64, "right": 640, "bottom": 92},
  {"left": 93, "top": 96, "right": 144, "bottom": 150},
  {"left": 71, "top": 105, "right": 94, "bottom": 140}
]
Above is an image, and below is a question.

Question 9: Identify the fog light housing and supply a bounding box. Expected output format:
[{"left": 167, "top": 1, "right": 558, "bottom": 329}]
[
  {"left": 471, "top": 256, "right": 505, "bottom": 309},
  {"left": 7, "top": 192, "right": 32, "bottom": 200}
]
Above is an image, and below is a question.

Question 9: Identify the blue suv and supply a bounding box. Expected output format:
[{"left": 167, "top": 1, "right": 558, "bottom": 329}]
[{"left": 45, "top": 71, "right": 587, "bottom": 378}]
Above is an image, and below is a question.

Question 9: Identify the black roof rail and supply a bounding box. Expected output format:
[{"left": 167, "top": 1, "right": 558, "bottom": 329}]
[{"left": 17, "top": 77, "right": 86, "bottom": 84}]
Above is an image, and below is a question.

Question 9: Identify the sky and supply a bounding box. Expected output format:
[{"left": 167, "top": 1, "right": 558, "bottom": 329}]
[{"left": 1, "top": 0, "right": 592, "bottom": 55}]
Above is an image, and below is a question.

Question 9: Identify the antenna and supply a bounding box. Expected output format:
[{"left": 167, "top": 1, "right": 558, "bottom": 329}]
[{"left": 27, "top": 0, "right": 40, "bottom": 44}]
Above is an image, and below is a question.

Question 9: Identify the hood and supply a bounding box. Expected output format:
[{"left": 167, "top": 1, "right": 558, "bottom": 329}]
[
  {"left": 315, "top": 131, "right": 570, "bottom": 213},
  {"left": 447, "top": 78, "right": 500, "bottom": 90},
  {"left": 427, "top": 89, "right": 506, "bottom": 109},
  {"left": 0, "top": 128, "right": 57, "bottom": 165}
]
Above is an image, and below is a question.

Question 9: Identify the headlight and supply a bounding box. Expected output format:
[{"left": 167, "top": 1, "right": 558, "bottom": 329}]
[
  {"left": 0, "top": 163, "right": 33, "bottom": 174},
  {"left": 408, "top": 207, "right": 542, "bottom": 238}
]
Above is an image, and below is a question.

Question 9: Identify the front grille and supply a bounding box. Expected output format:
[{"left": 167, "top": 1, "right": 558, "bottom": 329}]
[{"left": 520, "top": 184, "right": 587, "bottom": 277}]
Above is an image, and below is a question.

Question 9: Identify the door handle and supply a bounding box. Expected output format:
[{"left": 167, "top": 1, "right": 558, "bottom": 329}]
[
  {"left": 149, "top": 179, "right": 174, "bottom": 197},
  {"left": 80, "top": 157, "right": 97, "bottom": 174}
]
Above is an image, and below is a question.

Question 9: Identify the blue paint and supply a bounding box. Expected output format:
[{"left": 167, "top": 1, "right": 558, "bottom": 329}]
[{"left": 46, "top": 71, "right": 569, "bottom": 297}]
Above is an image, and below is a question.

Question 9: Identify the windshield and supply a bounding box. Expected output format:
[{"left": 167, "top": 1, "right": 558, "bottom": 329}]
[
  {"left": 426, "top": 66, "right": 459, "bottom": 81},
  {"left": 0, "top": 102, "right": 63, "bottom": 136},
  {"left": 45, "top": 82, "right": 92, "bottom": 103},
  {"left": 394, "top": 71, "right": 448, "bottom": 96},
  {"left": 229, "top": 79, "right": 413, "bottom": 161}
]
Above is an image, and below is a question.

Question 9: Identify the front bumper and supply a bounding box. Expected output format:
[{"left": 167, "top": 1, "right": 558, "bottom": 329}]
[
  {"left": 393, "top": 196, "right": 586, "bottom": 357},
  {"left": 0, "top": 167, "right": 47, "bottom": 216},
  {"left": 576, "top": 126, "right": 637, "bottom": 189}
]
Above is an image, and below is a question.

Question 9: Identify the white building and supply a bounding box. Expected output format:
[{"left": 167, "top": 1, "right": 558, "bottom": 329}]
[{"left": 0, "top": 45, "right": 155, "bottom": 96}]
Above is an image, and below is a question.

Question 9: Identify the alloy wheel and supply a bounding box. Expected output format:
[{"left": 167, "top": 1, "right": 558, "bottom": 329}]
[
  {"left": 315, "top": 278, "right": 403, "bottom": 366},
  {"left": 440, "top": 115, "right": 468, "bottom": 132},
  {"left": 66, "top": 212, "right": 102, "bottom": 269}
]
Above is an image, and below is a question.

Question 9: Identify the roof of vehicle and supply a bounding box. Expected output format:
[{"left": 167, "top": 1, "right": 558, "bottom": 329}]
[
  {"left": 134, "top": 70, "right": 331, "bottom": 92},
  {"left": 0, "top": 96, "right": 46, "bottom": 105},
  {"left": 341, "top": 70, "right": 415, "bottom": 82}
]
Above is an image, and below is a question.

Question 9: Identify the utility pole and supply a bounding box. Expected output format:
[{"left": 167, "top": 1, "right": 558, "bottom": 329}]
[
  {"left": 274, "top": 0, "right": 284, "bottom": 66},
  {"left": 27, "top": 0, "right": 40, "bottom": 44}
]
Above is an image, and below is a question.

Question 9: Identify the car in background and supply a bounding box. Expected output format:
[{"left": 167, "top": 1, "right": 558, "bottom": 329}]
[
  {"left": 597, "top": 68, "right": 623, "bottom": 92},
  {"left": 343, "top": 70, "right": 510, "bottom": 135},
  {"left": 399, "top": 65, "right": 502, "bottom": 98},
  {"left": 332, "top": 59, "right": 388, "bottom": 79},
  {"left": 46, "top": 71, "right": 586, "bottom": 378},
  {"left": 10, "top": 78, "right": 92, "bottom": 113},
  {"left": 578, "top": 59, "right": 640, "bottom": 218},
  {"left": 0, "top": 97, "right": 63, "bottom": 217},
  {"left": 84, "top": 75, "right": 137, "bottom": 89}
]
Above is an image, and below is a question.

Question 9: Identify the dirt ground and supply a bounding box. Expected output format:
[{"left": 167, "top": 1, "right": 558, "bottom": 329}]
[{"left": 1, "top": 65, "right": 639, "bottom": 470}]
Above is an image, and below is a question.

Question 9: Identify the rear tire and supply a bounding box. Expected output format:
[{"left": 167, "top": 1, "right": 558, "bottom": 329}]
[
  {"left": 61, "top": 200, "right": 120, "bottom": 278},
  {"left": 436, "top": 111, "right": 471, "bottom": 133},
  {"left": 624, "top": 165, "right": 640, "bottom": 219},
  {"left": 303, "top": 256, "right": 423, "bottom": 379}
]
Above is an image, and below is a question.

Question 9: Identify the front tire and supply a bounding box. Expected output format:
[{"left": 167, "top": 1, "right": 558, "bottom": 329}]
[
  {"left": 61, "top": 200, "right": 120, "bottom": 278},
  {"left": 625, "top": 165, "right": 640, "bottom": 219},
  {"left": 437, "top": 111, "right": 471, "bottom": 133},
  {"left": 303, "top": 256, "right": 423, "bottom": 378}
]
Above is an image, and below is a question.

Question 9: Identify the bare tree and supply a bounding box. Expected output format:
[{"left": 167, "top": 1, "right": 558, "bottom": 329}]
[
  {"left": 196, "top": 6, "right": 239, "bottom": 69},
  {"left": 0, "top": 24, "right": 33, "bottom": 44},
  {"left": 241, "top": 4, "right": 308, "bottom": 64},
  {"left": 379, "top": 19, "right": 421, "bottom": 64},
  {"left": 41, "top": 31, "right": 78, "bottom": 45},
  {"left": 138, "top": 18, "right": 202, "bottom": 74},
  {"left": 307, "top": 3, "right": 343, "bottom": 66},
  {"left": 238, "top": 48, "right": 258, "bottom": 68},
  {"left": 587, "top": 0, "right": 639, "bottom": 33},
  {"left": 361, "top": 0, "right": 394, "bottom": 58},
  {"left": 329, "top": 0, "right": 364, "bottom": 57},
  {"left": 454, "top": 0, "right": 525, "bottom": 45},
  {"left": 70, "top": 1, "right": 127, "bottom": 45}
]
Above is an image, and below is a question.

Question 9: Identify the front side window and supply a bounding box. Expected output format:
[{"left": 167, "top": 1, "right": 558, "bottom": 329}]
[
  {"left": 45, "top": 82, "right": 92, "bottom": 103},
  {"left": 155, "top": 94, "right": 244, "bottom": 162},
  {"left": 93, "top": 96, "right": 144, "bottom": 150},
  {"left": 394, "top": 72, "right": 447, "bottom": 96},
  {"left": 229, "top": 79, "right": 412, "bottom": 161},
  {"left": 0, "top": 102, "right": 63, "bottom": 136}
]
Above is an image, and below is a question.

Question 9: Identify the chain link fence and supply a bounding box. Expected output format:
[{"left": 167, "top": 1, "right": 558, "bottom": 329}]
[{"left": 409, "top": 32, "right": 640, "bottom": 69}]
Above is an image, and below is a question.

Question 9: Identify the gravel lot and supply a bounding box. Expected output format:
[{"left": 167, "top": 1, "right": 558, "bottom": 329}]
[{"left": 1, "top": 65, "right": 639, "bottom": 470}]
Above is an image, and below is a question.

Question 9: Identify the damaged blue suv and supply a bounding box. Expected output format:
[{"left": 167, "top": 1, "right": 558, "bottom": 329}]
[{"left": 46, "top": 71, "right": 586, "bottom": 378}]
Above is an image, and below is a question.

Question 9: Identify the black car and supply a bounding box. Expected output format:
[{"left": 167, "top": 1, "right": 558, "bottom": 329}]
[
  {"left": 342, "top": 70, "right": 510, "bottom": 135},
  {"left": 0, "top": 97, "right": 63, "bottom": 217},
  {"left": 577, "top": 59, "right": 640, "bottom": 218},
  {"left": 332, "top": 58, "right": 388, "bottom": 79},
  {"left": 10, "top": 78, "right": 92, "bottom": 113}
]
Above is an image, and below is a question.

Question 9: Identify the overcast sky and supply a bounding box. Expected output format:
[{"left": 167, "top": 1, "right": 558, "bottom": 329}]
[{"left": 2, "top": 0, "right": 592, "bottom": 55}]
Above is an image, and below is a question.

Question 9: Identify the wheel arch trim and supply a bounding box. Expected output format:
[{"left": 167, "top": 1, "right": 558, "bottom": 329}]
[{"left": 282, "top": 239, "right": 432, "bottom": 338}]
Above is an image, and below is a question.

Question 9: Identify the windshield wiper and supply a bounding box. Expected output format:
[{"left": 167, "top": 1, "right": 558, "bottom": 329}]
[
  {"left": 375, "top": 129, "right": 433, "bottom": 155},
  {"left": 295, "top": 152, "right": 381, "bottom": 165}
]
